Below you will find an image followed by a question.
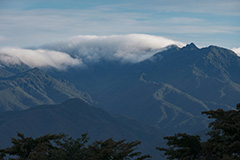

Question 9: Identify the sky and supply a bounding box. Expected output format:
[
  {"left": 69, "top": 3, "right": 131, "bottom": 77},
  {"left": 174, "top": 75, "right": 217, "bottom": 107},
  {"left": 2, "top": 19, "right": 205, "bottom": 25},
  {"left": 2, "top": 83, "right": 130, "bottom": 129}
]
[
  {"left": 0, "top": 0, "right": 239, "bottom": 48},
  {"left": 0, "top": 0, "right": 240, "bottom": 69}
]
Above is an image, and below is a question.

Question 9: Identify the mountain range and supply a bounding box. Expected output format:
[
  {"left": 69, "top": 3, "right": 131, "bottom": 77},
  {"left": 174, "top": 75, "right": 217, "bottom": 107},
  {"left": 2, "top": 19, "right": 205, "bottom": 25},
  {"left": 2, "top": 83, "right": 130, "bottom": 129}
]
[
  {"left": 46, "top": 43, "right": 240, "bottom": 134},
  {"left": 0, "top": 43, "right": 239, "bottom": 158}
]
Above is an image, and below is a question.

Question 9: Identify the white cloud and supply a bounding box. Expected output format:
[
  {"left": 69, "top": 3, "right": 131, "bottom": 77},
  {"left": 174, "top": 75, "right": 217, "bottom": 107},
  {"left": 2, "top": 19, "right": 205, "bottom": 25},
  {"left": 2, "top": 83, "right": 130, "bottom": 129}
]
[
  {"left": 0, "top": 47, "right": 82, "bottom": 69},
  {"left": 0, "top": 34, "right": 184, "bottom": 69},
  {"left": 232, "top": 47, "right": 240, "bottom": 56},
  {"left": 41, "top": 34, "right": 185, "bottom": 63},
  {"left": 0, "top": 5, "right": 239, "bottom": 48}
]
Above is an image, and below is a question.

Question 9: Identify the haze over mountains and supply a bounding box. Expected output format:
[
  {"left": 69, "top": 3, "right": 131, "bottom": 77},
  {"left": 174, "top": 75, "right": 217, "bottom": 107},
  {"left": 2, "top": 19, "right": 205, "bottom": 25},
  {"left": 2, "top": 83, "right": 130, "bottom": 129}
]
[{"left": 0, "top": 39, "right": 240, "bottom": 159}]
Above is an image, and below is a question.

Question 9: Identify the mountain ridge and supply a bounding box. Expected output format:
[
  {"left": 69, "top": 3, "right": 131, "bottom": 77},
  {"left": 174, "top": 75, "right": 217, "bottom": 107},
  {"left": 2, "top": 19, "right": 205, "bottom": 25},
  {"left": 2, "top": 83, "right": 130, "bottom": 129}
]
[
  {"left": 0, "top": 98, "right": 163, "bottom": 159},
  {"left": 44, "top": 44, "right": 239, "bottom": 134},
  {"left": 0, "top": 43, "right": 239, "bottom": 136},
  {"left": 0, "top": 67, "right": 93, "bottom": 111}
]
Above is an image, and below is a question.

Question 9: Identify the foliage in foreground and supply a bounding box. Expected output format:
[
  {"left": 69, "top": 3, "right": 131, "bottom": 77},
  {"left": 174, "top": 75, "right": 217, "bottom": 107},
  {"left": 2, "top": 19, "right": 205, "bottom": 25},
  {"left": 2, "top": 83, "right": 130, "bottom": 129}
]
[
  {"left": 157, "top": 103, "right": 240, "bottom": 160},
  {"left": 0, "top": 133, "right": 150, "bottom": 160},
  {"left": 1, "top": 104, "right": 240, "bottom": 160}
]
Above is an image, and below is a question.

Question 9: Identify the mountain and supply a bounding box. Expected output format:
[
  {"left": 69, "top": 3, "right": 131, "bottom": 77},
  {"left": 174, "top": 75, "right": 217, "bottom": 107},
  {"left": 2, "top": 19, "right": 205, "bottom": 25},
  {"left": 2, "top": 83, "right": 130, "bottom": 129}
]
[
  {"left": 46, "top": 44, "right": 240, "bottom": 134},
  {"left": 0, "top": 98, "right": 163, "bottom": 159},
  {"left": 0, "top": 43, "right": 239, "bottom": 136},
  {"left": 139, "top": 43, "right": 240, "bottom": 105},
  {"left": 0, "top": 65, "right": 93, "bottom": 111}
]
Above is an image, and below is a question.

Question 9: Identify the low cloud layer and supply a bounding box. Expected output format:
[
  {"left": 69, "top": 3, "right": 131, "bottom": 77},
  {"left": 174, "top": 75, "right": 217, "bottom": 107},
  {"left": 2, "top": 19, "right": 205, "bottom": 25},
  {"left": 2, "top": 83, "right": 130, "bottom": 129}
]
[
  {"left": 232, "top": 47, "right": 240, "bottom": 56},
  {"left": 0, "top": 34, "right": 184, "bottom": 69},
  {"left": 41, "top": 34, "right": 184, "bottom": 63},
  {"left": 0, "top": 48, "right": 81, "bottom": 69},
  {"left": 0, "top": 34, "right": 238, "bottom": 70}
]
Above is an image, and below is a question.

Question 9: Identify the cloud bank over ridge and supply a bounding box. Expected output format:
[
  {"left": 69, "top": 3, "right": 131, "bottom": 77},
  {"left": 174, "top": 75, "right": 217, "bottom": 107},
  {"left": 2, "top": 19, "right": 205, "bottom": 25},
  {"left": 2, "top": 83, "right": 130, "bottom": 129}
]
[
  {"left": 0, "top": 34, "right": 184, "bottom": 69},
  {"left": 41, "top": 34, "right": 185, "bottom": 63},
  {"left": 0, "top": 48, "right": 81, "bottom": 69}
]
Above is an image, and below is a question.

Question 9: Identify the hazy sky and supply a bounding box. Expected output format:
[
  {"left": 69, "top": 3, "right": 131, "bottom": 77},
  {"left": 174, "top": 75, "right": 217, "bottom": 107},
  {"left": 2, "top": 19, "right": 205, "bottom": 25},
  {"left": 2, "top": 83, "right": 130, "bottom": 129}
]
[{"left": 0, "top": 0, "right": 239, "bottom": 49}]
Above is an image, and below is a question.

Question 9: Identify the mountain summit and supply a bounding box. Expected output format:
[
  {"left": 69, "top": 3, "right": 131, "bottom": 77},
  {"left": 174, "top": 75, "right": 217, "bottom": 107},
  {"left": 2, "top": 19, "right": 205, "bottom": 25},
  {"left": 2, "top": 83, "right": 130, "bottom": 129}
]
[
  {"left": 46, "top": 44, "right": 240, "bottom": 134},
  {"left": 182, "top": 42, "right": 199, "bottom": 50},
  {"left": 0, "top": 44, "right": 239, "bottom": 136}
]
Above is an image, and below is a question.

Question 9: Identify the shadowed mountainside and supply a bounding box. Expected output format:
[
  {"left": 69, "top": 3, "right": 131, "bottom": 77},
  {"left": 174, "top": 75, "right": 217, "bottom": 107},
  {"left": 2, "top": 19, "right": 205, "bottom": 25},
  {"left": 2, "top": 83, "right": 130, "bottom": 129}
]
[
  {"left": 0, "top": 43, "right": 239, "bottom": 136},
  {"left": 47, "top": 44, "right": 240, "bottom": 134},
  {"left": 0, "top": 98, "right": 163, "bottom": 159}
]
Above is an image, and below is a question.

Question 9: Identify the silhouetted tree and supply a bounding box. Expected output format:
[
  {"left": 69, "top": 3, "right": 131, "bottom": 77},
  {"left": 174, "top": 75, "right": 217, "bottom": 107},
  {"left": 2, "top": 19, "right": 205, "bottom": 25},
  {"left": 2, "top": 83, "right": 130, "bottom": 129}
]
[
  {"left": 0, "top": 133, "right": 150, "bottom": 160},
  {"left": 157, "top": 103, "right": 240, "bottom": 160},
  {"left": 157, "top": 133, "right": 202, "bottom": 160},
  {"left": 0, "top": 132, "right": 64, "bottom": 160},
  {"left": 87, "top": 138, "right": 151, "bottom": 160},
  {"left": 49, "top": 133, "right": 89, "bottom": 160},
  {"left": 201, "top": 103, "right": 240, "bottom": 159}
]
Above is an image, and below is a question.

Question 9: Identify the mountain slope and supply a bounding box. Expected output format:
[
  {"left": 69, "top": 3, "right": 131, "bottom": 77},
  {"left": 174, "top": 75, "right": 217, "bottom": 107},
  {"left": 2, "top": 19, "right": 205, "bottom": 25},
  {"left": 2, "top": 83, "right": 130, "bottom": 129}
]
[
  {"left": 0, "top": 98, "right": 163, "bottom": 158},
  {"left": 0, "top": 67, "right": 92, "bottom": 111},
  {"left": 139, "top": 43, "right": 240, "bottom": 106},
  {"left": 46, "top": 44, "right": 240, "bottom": 134}
]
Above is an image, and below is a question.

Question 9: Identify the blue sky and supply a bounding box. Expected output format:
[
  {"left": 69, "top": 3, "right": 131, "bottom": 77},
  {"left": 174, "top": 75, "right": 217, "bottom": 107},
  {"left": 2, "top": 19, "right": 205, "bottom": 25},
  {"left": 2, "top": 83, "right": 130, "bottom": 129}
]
[{"left": 0, "top": 0, "right": 239, "bottom": 50}]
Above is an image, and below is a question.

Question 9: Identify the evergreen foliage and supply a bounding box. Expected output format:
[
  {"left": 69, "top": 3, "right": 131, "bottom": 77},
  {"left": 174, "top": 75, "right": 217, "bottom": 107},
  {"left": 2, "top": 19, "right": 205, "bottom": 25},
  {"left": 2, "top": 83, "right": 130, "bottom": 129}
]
[
  {"left": 157, "top": 133, "right": 202, "bottom": 160},
  {"left": 157, "top": 103, "right": 240, "bottom": 160},
  {"left": 0, "top": 133, "right": 150, "bottom": 160},
  {"left": 87, "top": 138, "right": 150, "bottom": 160}
]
